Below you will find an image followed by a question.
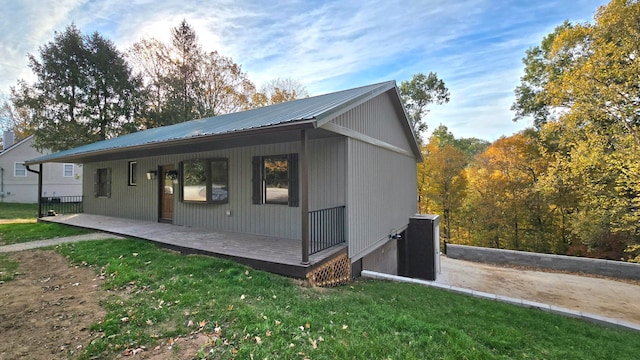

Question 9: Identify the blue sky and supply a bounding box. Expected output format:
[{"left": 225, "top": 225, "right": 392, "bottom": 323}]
[{"left": 0, "top": 0, "right": 607, "bottom": 141}]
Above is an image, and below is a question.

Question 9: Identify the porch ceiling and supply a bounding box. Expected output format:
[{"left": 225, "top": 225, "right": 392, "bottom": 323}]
[{"left": 40, "top": 213, "right": 346, "bottom": 278}]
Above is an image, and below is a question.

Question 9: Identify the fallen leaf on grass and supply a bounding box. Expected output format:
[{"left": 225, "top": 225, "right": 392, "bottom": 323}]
[
  {"left": 342, "top": 324, "right": 348, "bottom": 330},
  {"left": 309, "top": 338, "right": 317, "bottom": 349},
  {"left": 255, "top": 336, "right": 262, "bottom": 344}
]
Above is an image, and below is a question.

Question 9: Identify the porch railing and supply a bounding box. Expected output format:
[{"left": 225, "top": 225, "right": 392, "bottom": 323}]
[
  {"left": 309, "top": 205, "right": 346, "bottom": 255},
  {"left": 41, "top": 195, "right": 84, "bottom": 215}
]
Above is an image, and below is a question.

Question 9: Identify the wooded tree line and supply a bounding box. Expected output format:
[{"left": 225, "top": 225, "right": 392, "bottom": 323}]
[
  {"left": 419, "top": 0, "right": 640, "bottom": 262},
  {"left": 0, "top": 20, "right": 308, "bottom": 152}
]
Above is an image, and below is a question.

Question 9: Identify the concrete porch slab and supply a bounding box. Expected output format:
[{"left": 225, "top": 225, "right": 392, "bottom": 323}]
[{"left": 40, "top": 213, "right": 346, "bottom": 278}]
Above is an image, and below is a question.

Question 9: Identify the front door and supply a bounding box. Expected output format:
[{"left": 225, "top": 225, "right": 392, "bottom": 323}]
[{"left": 159, "top": 165, "right": 175, "bottom": 223}]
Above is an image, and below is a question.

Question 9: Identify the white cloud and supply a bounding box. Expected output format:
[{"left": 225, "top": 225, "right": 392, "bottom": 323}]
[
  {"left": 0, "top": 0, "right": 85, "bottom": 93},
  {"left": 0, "top": 0, "right": 609, "bottom": 140}
]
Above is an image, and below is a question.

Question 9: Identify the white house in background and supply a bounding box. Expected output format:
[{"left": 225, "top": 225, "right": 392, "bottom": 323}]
[{"left": 0, "top": 130, "right": 83, "bottom": 203}]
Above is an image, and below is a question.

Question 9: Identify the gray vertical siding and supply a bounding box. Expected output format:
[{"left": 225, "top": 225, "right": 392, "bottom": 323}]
[
  {"left": 83, "top": 136, "right": 346, "bottom": 240},
  {"left": 330, "top": 92, "right": 414, "bottom": 153},
  {"left": 330, "top": 89, "right": 419, "bottom": 261},
  {"left": 346, "top": 138, "right": 417, "bottom": 261},
  {"left": 308, "top": 137, "right": 346, "bottom": 211},
  {"left": 84, "top": 156, "right": 160, "bottom": 221}
]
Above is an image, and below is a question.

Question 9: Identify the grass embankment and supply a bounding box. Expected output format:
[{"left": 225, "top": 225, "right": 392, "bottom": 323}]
[
  {"left": 0, "top": 223, "right": 91, "bottom": 245},
  {"left": 0, "top": 202, "right": 38, "bottom": 219},
  {"left": 57, "top": 239, "right": 639, "bottom": 360}
]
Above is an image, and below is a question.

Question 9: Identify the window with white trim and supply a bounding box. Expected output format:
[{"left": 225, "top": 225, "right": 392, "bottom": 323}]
[
  {"left": 14, "top": 162, "right": 26, "bottom": 177},
  {"left": 63, "top": 163, "right": 74, "bottom": 177}
]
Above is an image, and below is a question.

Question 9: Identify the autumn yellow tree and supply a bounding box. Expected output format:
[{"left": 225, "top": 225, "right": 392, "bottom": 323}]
[
  {"left": 253, "top": 78, "right": 309, "bottom": 106},
  {"left": 463, "top": 131, "right": 554, "bottom": 251},
  {"left": 418, "top": 128, "right": 467, "bottom": 243},
  {"left": 537, "top": 0, "right": 640, "bottom": 258}
]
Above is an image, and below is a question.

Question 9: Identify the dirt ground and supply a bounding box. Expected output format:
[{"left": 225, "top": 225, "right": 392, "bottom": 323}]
[
  {"left": 0, "top": 250, "right": 106, "bottom": 360},
  {"left": 0, "top": 250, "right": 209, "bottom": 360},
  {"left": 437, "top": 256, "right": 640, "bottom": 325}
]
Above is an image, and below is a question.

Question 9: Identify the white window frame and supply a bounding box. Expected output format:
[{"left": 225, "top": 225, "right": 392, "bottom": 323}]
[
  {"left": 14, "top": 162, "right": 26, "bottom": 177},
  {"left": 63, "top": 163, "right": 74, "bottom": 177}
]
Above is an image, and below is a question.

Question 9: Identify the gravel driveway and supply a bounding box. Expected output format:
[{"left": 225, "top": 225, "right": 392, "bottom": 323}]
[{"left": 436, "top": 256, "right": 640, "bottom": 326}]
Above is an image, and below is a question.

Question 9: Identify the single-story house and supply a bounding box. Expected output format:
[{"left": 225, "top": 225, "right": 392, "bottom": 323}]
[
  {"left": 0, "top": 131, "right": 82, "bottom": 203},
  {"left": 26, "top": 81, "right": 421, "bottom": 282}
]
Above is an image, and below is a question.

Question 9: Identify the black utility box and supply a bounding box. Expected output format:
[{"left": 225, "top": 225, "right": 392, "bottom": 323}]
[{"left": 404, "top": 214, "right": 440, "bottom": 280}]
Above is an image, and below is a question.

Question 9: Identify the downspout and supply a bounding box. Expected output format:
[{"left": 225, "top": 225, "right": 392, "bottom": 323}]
[
  {"left": 26, "top": 164, "right": 43, "bottom": 218},
  {"left": 0, "top": 167, "right": 4, "bottom": 203}
]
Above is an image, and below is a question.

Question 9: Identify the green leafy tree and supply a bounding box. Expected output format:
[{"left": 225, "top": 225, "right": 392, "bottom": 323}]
[
  {"left": 400, "top": 72, "right": 450, "bottom": 136},
  {"left": 11, "top": 24, "right": 143, "bottom": 151},
  {"left": 547, "top": 0, "right": 640, "bottom": 143},
  {"left": 163, "top": 19, "right": 202, "bottom": 124},
  {"left": 511, "top": 22, "right": 573, "bottom": 128}
]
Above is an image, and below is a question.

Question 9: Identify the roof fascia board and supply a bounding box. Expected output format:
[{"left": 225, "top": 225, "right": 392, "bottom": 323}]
[
  {"left": 321, "top": 122, "right": 415, "bottom": 159},
  {"left": 316, "top": 83, "right": 422, "bottom": 161},
  {"left": 314, "top": 82, "right": 396, "bottom": 127},
  {"left": 389, "top": 86, "right": 422, "bottom": 161},
  {"left": 26, "top": 120, "right": 316, "bottom": 165}
]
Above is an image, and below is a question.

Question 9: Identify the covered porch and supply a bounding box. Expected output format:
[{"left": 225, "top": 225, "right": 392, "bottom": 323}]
[{"left": 41, "top": 213, "right": 348, "bottom": 280}]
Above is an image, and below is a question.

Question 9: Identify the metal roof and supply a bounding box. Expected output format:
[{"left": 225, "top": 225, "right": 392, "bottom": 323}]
[{"left": 27, "top": 80, "right": 414, "bottom": 164}]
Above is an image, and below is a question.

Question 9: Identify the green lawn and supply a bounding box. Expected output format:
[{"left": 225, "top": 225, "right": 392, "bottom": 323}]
[
  {"left": 55, "top": 239, "right": 640, "bottom": 360},
  {"left": 0, "top": 202, "right": 39, "bottom": 219},
  {"left": 0, "top": 223, "right": 91, "bottom": 245},
  {"left": 0, "top": 254, "right": 18, "bottom": 282}
]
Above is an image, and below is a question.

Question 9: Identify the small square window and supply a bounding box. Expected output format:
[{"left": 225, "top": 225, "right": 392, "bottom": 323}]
[
  {"left": 128, "top": 161, "right": 137, "bottom": 186},
  {"left": 14, "top": 162, "right": 26, "bottom": 177},
  {"left": 63, "top": 164, "right": 74, "bottom": 177}
]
